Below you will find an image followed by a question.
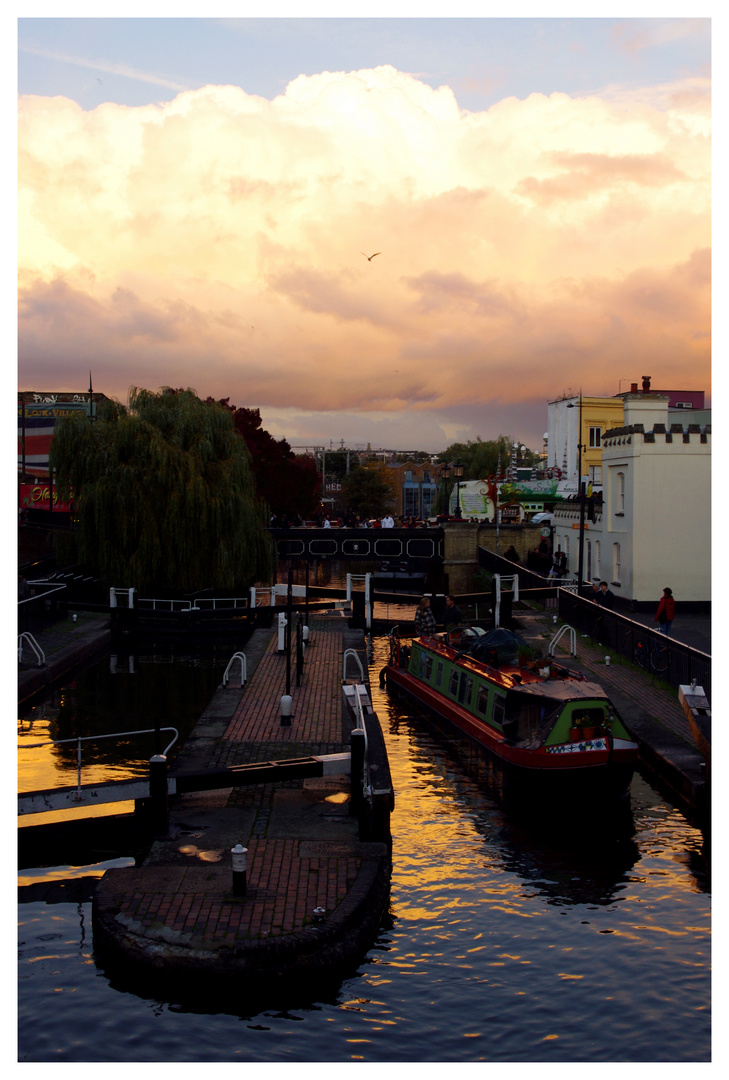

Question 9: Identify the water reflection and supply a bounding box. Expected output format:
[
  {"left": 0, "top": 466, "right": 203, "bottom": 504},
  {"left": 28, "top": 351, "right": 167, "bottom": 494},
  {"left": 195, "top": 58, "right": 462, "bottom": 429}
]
[{"left": 18, "top": 642, "right": 230, "bottom": 790}]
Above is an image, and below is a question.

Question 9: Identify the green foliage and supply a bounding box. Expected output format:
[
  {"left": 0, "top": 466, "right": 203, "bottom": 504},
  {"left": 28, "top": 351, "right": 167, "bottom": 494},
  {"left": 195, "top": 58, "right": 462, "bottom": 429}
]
[
  {"left": 437, "top": 436, "right": 538, "bottom": 480},
  {"left": 50, "top": 387, "right": 273, "bottom": 593},
  {"left": 341, "top": 463, "right": 398, "bottom": 519}
]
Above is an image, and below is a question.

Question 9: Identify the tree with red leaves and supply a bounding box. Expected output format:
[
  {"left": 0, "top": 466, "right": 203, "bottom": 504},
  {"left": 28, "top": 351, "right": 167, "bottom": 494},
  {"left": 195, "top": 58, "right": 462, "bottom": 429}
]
[{"left": 209, "top": 400, "right": 321, "bottom": 519}]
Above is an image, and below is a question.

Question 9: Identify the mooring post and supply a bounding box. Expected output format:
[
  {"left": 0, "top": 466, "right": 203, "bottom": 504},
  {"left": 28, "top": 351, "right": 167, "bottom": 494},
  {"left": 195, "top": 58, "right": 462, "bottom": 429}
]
[
  {"left": 350, "top": 727, "right": 365, "bottom": 819},
  {"left": 149, "top": 754, "right": 168, "bottom": 836},
  {"left": 231, "top": 844, "right": 248, "bottom": 897}
]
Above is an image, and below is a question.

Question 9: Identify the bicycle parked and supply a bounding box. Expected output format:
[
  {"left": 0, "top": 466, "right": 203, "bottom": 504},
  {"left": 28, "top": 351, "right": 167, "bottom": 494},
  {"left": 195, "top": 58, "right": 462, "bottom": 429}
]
[{"left": 633, "top": 633, "right": 669, "bottom": 676}]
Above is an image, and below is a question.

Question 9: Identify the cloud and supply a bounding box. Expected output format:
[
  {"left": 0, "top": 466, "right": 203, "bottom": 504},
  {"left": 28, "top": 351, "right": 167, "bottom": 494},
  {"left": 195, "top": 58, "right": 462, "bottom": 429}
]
[{"left": 18, "top": 66, "right": 710, "bottom": 450}]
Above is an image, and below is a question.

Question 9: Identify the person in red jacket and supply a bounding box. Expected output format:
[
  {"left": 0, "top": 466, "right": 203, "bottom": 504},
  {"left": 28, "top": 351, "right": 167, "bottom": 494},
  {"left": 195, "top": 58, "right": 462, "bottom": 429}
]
[{"left": 654, "top": 587, "right": 675, "bottom": 636}]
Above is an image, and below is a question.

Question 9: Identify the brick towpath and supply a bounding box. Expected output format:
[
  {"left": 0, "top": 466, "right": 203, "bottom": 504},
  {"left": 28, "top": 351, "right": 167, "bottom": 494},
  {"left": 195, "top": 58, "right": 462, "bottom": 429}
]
[{"left": 91, "top": 615, "right": 392, "bottom": 1004}]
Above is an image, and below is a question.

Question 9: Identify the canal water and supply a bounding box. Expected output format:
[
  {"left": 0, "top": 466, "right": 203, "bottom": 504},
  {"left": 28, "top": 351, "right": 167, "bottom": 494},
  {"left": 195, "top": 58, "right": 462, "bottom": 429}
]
[{"left": 18, "top": 582, "right": 711, "bottom": 1062}]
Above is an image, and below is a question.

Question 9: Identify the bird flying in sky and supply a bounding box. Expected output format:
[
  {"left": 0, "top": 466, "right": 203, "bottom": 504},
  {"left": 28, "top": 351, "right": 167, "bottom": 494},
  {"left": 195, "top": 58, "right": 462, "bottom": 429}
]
[{"left": 361, "top": 251, "right": 381, "bottom": 261}]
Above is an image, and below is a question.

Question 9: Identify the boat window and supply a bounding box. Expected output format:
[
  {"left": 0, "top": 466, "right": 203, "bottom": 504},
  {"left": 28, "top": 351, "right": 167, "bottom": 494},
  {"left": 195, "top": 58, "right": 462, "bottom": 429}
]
[
  {"left": 449, "top": 668, "right": 459, "bottom": 696},
  {"left": 492, "top": 696, "right": 505, "bottom": 728},
  {"left": 458, "top": 675, "right": 473, "bottom": 706},
  {"left": 504, "top": 695, "right": 560, "bottom": 744},
  {"left": 435, "top": 660, "right": 443, "bottom": 687},
  {"left": 419, "top": 652, "right": 433, "bottom": 680},
  {"left": 477, "top": 684, "right": 489, "bottom": 715}
]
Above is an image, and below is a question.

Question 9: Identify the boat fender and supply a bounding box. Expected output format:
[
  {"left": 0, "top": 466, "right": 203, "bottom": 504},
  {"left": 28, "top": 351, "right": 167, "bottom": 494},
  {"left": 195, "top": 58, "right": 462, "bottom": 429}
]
[{"left": 379, "top": 667, "right": 387, "bottom": 688}]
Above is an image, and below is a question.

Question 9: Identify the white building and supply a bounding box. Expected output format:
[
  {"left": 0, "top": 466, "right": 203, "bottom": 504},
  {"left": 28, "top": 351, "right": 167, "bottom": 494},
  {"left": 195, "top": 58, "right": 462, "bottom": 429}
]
[{"left": 553, "top": 393, "right": 710, "bottom": 606}]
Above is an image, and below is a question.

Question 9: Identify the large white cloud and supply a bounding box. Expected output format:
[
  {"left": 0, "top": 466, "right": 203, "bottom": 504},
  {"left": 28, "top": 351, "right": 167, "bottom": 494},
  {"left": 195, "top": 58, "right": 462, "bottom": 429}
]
[{"left": 18, "top": 65, "right": 710, "bottom": 449}]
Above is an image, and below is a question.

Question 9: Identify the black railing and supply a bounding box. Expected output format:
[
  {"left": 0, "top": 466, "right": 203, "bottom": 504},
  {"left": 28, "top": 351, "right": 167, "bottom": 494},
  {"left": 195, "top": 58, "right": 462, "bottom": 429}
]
[
  {"left": 18, "top": 583, "right": 68, "bottom": 636},
  {"left": 558, "top": 591, "right": 711, "bottom": 701}
]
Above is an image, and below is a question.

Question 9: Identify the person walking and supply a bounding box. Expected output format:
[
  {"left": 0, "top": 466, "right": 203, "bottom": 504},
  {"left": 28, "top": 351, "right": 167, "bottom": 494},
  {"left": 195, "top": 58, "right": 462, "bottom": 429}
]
[
  {"left": 414, "top": 596, "right": 437, "bottom": 637},
  {"left": 654, "top": 587, "right": 675, "bottom": 636}
]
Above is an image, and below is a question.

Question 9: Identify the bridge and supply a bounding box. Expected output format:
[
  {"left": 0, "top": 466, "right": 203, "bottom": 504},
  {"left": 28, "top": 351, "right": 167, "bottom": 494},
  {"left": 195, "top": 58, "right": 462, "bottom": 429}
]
[{"left": 269, "top": 526, "right": 444, "bottom": 562}]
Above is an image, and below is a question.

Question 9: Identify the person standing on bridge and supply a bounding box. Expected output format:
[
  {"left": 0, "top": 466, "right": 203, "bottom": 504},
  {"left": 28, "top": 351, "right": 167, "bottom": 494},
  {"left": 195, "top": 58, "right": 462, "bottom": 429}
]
[
  {"left": 654, "top": 587, "right": 675, "bottom": 636},
  {"left": 381, "top": 513, "right": 394, "bottom": 528}
]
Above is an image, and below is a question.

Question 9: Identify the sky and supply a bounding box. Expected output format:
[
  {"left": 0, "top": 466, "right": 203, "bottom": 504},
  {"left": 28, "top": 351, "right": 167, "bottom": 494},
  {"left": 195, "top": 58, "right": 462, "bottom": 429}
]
[{"left": 15, "top": 7, "right": 713, "bottom": 454}]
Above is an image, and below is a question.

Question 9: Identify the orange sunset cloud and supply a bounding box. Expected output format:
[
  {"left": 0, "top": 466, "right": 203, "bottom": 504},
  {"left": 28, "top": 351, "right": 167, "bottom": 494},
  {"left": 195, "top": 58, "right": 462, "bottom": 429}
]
[{"left": 18, "top": 65, "right": 710, "bottom": 449}]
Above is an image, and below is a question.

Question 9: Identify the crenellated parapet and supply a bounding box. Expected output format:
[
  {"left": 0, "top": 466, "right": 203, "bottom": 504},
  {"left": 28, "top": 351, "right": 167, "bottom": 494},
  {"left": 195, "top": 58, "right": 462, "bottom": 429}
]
[{"left": 602, "top": 423, "right": 710, "bottom": 447}]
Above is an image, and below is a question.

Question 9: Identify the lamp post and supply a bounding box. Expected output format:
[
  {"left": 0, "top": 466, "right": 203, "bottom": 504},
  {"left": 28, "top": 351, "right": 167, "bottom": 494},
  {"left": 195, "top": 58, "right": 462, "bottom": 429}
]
[
  {"left": 440, "top": 462, "right": 451, "bottom": 517},
  {"left": 453, "top": 460, "right": 464, "bottom": 519},
  {"left": 566, "top": 394, "right": 586, "bottom": 595}
]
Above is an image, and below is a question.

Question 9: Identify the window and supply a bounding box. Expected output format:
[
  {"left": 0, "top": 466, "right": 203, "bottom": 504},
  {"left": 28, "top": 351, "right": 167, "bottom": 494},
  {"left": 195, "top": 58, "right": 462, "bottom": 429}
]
[
  {"left": 589, "top": 427, "right": 602, "bottom": 448},
  {"left": 449, "top": 668, "right": 459, "bottom": 696},
  {"left": 404, "top": 470, "right": 414, "bottom": 483},
  {"left": 419, "top": 652, "right": 433, "bottom": 680},
  {"left": 435, "top": 660, "right": 443, "bottom": 687},
  {"left": 616, "top": 472, "right": 625, "bottom": 513},
  {"left": 493, "top": 696, "right": 505, "bottom": 728},
  {"left": 422, "top": 471, "right": 431, "bottom": 483},
  {"left": 477, "top": 684, "right": 489, "bottom": 716},
  {"left": 421, "top": 487, "right": 435, "bottom": 518},
  {"left": 403, "top": 488, "right": 419, "bottom": 517},
  {"left": 594, "top": 541, "right": 601, "bottom": 580},
  {"left": 589, "top": 465, "right": 602, "bottom": 484},
  {"left": 612, "top": 542, "right": 621, "bottom": 584}
]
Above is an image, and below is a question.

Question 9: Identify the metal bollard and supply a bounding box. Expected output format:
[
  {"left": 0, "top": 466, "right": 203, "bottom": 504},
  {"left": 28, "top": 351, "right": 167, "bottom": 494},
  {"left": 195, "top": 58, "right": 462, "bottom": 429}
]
[
  {"left": 148, "top": 754, "right": 168, "bottom": 836},
  {"left": 350, "top": 727, "right": 365, "bottom": 818},
  {"left": 231, "top": 844, "right": 248, "bottom": 896}
]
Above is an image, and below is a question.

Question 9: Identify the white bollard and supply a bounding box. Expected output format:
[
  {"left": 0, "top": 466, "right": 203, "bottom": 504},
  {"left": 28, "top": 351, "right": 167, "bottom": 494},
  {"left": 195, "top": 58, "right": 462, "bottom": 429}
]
[
  {"left": 280, "top": 694, "right": 293, "bottom": 726},
  {"left": 231, "top": 844, "right": 248, "bottom": 896}
]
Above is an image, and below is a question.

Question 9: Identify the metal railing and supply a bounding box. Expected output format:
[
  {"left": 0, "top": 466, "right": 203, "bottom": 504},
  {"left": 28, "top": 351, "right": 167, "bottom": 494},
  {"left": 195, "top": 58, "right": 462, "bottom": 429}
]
[
  {"left": 222, "top": 652, "right": 247, "bottom": 688},
  {"left": 18, "top": 632, "right": 45, "bottom": 667},
  {"left": 558, "top": 591, "right": 711, "bottom": 700},
  {"left": 19, "top": 726, "right": 179, "bottom": 797}
]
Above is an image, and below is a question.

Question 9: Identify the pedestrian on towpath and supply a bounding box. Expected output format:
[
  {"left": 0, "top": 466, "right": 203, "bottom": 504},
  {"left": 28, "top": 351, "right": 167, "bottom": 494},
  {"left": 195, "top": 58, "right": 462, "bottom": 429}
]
[
  {"left": 414, "top": 596, "right": 437, "bottom": 637},
  {"left": 597, "top": 581, "right": 615, "bottom": 610},
  {"left": 654, "top": 587, "right": 675, "bottom": 636}
]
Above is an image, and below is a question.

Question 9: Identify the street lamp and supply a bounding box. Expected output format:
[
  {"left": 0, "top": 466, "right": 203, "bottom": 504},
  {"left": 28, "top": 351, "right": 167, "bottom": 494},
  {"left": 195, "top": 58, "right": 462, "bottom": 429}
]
[
  {"left": 453, "top": 460, "right": 464, "bottom": 519},
  {"left": 440, "top": 462, "right": 451, "bottom": 517},
  {"left": 566, "top": 394, "right": 586, "bottom": 595}
]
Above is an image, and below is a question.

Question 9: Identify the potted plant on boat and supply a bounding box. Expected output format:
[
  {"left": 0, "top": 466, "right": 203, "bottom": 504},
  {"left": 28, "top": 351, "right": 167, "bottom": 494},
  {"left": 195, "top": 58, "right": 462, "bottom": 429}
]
[{"left": 517, "top": 644, "right": 535, "bottom": 669}]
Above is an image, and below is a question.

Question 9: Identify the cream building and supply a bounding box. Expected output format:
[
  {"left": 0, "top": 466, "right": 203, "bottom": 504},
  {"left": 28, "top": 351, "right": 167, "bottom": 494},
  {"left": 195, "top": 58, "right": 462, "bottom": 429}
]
[{"left": 553, "top": 393, "right": 710, "bottom": 606}]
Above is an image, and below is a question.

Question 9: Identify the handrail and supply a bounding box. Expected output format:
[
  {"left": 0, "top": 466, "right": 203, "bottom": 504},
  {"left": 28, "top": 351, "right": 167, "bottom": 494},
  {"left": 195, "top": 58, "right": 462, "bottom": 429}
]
[
  {"left": 343, "top": 647, "right": 365, "bottom": 683},
  {"left": 19, "top": 726, "right": 178, "bottom": 795},
  {"left": 549, "top": 624, "right": 577, "bottom": 657},
  {"left": 18, "top": 632, "right": 45, "bottom": 667},
  {"left": 350, "top": 687, "right": 371, "bottom": 797},
  {"left": 223, "top": 652, "right": 247, "bottom": 688}
]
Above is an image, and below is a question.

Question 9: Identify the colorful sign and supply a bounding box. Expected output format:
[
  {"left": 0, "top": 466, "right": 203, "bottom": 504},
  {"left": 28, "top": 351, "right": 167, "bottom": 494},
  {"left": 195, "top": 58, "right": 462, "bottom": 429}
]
[
  {"left": 19, "top": 484, "right": 73, "bottom": 513},
  {"left": 18, "top": 400, "right": 91, "bottom": 476}
]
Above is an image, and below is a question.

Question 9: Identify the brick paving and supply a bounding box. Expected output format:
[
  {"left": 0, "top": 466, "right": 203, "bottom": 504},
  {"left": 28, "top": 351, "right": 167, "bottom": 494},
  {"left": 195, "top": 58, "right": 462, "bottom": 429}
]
[{"left": 93, "top": 614, "right": 390, "bottom": 969}]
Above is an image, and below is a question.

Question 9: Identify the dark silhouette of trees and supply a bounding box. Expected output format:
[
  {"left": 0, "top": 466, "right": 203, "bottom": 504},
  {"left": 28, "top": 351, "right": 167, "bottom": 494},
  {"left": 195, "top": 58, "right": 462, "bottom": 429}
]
[
  {"left": 341, "top": 463, "right": 398, "bottom": 520},
  {"left": 211, "top": 401, "right": 321, "bottom": 518},
  {"left": 50, "top": 387, "right": 273, "bottom": 593}
]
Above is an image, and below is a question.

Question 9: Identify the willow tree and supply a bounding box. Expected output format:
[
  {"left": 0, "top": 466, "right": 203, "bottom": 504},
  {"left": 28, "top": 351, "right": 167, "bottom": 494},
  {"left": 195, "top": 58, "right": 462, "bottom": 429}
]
[{"left": 50, "top": 387, "right": 273, "bottom": 593}]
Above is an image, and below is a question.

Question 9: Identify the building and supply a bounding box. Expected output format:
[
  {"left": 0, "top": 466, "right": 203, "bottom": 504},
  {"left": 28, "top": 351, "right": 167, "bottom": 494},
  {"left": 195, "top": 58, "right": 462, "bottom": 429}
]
[
  {"left": 386, "top": 460, "right": 447, "bottom": 521},
  {"left": 18, "top": 391, "right": 105, "bottom": 479},
  {"left": 546, "top": 376, "right": 706, "bottom": 494},
  {"left": 553, "top": 391, "right": 710, "bottom": 606}
]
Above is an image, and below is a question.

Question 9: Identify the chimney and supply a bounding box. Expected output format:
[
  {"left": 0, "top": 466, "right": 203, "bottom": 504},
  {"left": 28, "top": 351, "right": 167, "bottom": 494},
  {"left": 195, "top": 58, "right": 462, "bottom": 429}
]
[
  {"left": 630, "top": 383, "right": 638, "bottom": 393},
  {"left": 642, "top": 375, "right": 651, "bottom": 392}
]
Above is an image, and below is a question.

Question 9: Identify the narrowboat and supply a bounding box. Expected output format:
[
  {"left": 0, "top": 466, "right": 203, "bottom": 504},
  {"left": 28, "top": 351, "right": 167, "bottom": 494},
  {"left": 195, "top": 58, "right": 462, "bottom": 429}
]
[{"left": 382, "top": 624, "right": 638, "bottom": 804}]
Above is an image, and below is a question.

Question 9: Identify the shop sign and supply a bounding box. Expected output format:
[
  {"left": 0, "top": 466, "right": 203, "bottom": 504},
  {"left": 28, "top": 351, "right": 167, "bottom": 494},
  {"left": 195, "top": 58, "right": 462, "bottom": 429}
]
[{"left": 19, "top": 484, "right": 73, "bottom": 513}]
